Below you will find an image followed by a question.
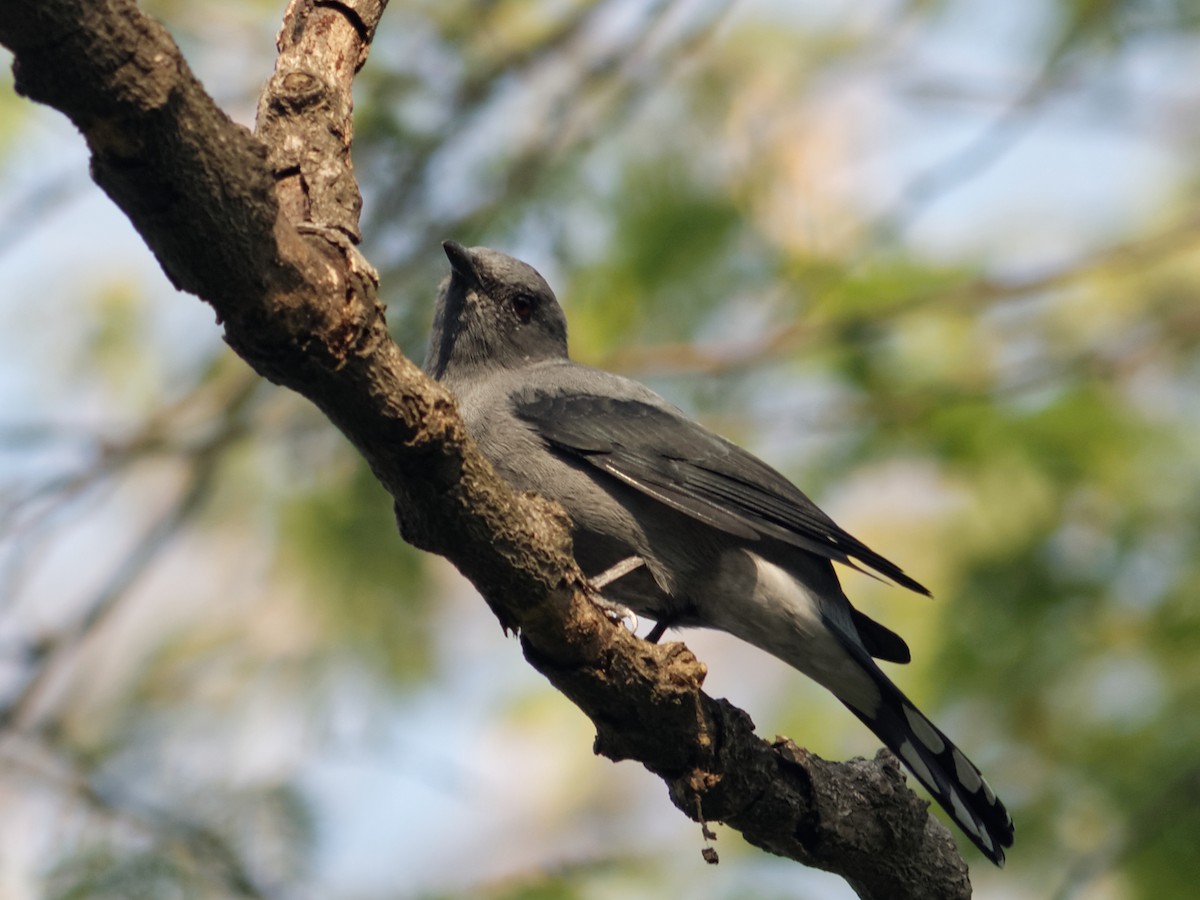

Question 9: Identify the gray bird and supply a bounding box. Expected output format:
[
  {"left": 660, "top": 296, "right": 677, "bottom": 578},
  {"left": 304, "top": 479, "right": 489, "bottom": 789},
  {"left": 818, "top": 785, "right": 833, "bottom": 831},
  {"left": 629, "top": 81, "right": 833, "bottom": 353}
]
[{"left": 426, "top": 240, "right": 1014, "bottom": 865}]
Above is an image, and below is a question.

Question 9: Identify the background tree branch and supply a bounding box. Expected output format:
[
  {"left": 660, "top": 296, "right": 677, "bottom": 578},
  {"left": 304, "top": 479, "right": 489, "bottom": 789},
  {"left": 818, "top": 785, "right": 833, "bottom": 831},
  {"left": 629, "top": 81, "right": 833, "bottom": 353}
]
[{"left": 0, "top": 2, "right": 976, "bottom": 897}]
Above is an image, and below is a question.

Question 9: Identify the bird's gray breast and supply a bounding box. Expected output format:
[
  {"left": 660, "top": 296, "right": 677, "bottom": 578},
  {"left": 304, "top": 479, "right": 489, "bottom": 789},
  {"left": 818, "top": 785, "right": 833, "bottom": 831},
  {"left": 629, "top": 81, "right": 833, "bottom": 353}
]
[{"left": 449, "top": 372, "right": 721, "bottom": 620}]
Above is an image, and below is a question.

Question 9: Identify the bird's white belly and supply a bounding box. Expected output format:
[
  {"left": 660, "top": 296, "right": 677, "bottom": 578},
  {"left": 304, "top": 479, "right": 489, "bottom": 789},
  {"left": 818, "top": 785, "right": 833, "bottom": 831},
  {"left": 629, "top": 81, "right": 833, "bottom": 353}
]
[{"left": 704, "top": 551, "right": 881, "bottom": 715}]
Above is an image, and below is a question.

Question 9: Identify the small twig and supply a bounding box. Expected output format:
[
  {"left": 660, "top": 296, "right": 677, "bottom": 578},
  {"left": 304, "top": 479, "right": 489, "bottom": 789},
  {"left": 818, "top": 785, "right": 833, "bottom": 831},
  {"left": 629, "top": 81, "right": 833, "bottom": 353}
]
[
  {"left": 872, "top": 3, "right": 1106, "bottom": 239},
  {"left": 0, "top": 736, "right": 269, "bottom": 898},
  {"left": 0, "top": 370, "right": 261, "bottom": 612},
  {"left": 0, "top": 383, "right": 255, "bottom": 733},
  {"left": 599, "top": 210, "right": 1200, "bottom": 378}
]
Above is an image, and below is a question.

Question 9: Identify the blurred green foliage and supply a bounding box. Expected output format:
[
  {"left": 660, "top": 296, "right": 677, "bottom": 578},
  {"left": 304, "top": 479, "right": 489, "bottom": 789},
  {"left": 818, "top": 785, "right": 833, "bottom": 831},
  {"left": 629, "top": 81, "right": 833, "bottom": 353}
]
[
  {"left": 3, "top": 0, "right": 1200, "bottom": 898},
  {"left": 280, "top": 457, "right": 434, "bottom": 684}
]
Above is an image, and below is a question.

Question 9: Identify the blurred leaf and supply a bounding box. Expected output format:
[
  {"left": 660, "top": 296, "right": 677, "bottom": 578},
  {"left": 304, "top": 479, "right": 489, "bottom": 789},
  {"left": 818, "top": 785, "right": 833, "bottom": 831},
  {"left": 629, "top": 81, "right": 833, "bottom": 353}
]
[
  {"left": 280, "top": 454, "right": 434, "bottom": 683},
  {"left": 568, "top": 162, "right": 745, "bottom": 357},
  {"left": 48, "top": 849, "right": 196, "bottom": 900},
  {"left": 8, "top": 0, "right": 1200, "bottom": 897}
]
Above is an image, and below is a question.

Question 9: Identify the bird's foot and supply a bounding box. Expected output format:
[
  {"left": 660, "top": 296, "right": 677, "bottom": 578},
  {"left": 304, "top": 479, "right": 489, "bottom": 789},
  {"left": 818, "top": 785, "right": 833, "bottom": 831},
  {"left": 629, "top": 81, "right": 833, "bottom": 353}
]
[
  {"left": 588, "top": 555, "right": 645, "bottom": 590},
  {"left": 586, "top": 556, "right": 645, "bottom": 632},
  {"left": 644, "top": 619, "right": 670, "bottom": 644},
  {"left": 590, "top": 596, "right": 638, "bottom": 632}
]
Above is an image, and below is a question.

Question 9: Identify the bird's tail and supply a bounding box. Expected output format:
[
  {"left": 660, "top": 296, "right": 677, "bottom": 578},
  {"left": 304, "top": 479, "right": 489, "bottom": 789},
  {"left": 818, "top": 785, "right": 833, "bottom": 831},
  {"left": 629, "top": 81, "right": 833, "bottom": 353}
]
[{"left": 838, "top": 640, "right": 1014, "bottom": 866}]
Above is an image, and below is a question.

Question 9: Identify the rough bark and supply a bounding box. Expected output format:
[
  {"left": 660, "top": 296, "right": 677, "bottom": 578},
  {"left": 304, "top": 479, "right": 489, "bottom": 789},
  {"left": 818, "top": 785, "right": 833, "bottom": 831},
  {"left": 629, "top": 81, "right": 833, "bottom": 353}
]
[{"left": 0, "top": 2, "right": 973, "bottom": 897}]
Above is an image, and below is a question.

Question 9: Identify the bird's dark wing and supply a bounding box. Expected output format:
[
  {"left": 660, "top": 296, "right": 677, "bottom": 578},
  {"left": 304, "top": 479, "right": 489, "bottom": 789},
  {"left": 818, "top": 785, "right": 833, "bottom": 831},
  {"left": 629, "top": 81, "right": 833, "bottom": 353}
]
[{"left": 513, "top": 391, "right": 930, "bottom": 597}]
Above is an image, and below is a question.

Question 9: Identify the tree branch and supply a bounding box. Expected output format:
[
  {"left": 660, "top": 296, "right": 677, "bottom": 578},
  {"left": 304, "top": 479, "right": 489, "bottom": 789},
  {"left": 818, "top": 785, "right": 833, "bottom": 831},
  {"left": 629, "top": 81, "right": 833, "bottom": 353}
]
[
  {"left": 600, "top": 209, "right": 1200, "bottom": 379},
  {"left": 0, "top": 2, "right": 973, "bottom": 896}
]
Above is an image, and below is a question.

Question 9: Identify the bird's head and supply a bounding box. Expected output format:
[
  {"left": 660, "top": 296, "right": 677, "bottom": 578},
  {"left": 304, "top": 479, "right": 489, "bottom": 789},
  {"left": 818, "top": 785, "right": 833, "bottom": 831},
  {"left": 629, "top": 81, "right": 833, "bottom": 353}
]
[{"left": 425, "top": 241, "right": 569, "bottom": 382}]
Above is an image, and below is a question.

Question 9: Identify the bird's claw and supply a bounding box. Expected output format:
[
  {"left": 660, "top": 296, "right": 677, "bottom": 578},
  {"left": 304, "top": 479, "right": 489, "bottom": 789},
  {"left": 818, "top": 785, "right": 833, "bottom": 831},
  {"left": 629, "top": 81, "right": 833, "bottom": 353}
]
[
  {"left": 585, "top": 555, "right": 645, "bottom": 632},
  {"left": 588, "top": 555, "right": 645, "bottom": 591},
  {"left": 589, "top": 595, "right": 638, "bottom": 632}
]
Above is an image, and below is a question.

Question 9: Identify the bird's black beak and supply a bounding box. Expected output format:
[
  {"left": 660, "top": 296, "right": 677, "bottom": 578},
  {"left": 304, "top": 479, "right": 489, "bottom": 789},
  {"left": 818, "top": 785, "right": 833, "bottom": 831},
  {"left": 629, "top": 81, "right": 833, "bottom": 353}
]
[{"left": 442, "top": 240, "right": 479, "bottom": 285}]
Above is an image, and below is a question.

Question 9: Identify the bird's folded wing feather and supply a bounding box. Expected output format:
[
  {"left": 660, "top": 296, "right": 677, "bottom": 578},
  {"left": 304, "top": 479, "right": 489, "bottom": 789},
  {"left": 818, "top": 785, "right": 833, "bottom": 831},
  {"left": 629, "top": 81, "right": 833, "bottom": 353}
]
[{"left": 513, "top": 390, "right": 930, "bottom": 596}]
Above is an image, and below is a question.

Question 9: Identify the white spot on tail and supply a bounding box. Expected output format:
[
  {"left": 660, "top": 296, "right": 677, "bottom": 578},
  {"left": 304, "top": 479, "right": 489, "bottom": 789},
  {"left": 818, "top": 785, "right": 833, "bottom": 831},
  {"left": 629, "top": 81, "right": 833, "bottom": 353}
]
[
  {"left": 953, "top": 748, "right": 983, "bottom": 793},
  {"left": 982, "top": 777, "right": 996, "bottom": 805},
  {"left": 950, "top": 791, "right": 982, "bottom": 841},
  {"left": 977, "top": 820, "right": 994, "bottom": 852},
  {"left": 898, "top": 739, "right": 936, "bottom": 790},
  {"left": 903, "top": 705, "right": 946, "bottom": 754},
  {"left": 709, "top": 553, "right": 882, "bottom": 715}
]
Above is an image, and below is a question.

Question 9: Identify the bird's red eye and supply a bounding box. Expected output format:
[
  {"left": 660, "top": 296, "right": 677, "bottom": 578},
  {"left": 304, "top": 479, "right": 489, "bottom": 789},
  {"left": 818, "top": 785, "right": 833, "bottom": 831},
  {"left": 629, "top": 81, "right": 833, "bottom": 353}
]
[{"left": 511, "top": 294, "right": 534, "bottom": 323}]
